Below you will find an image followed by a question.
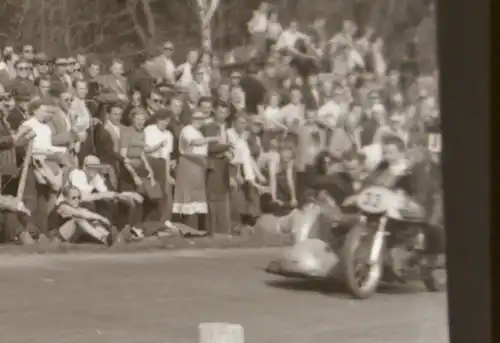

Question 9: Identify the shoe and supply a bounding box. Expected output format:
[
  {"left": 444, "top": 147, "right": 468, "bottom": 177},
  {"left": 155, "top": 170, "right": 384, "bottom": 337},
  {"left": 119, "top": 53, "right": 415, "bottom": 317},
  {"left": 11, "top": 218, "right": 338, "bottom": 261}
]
[
  {"left": 37, "top": 234, "right": 51, "bottom": 244},
  {"left": 18, "top": 231, "right": 35, "bottom": 245},
  {"left": 106, "top": 226, "right": 119, "bottom": 246},
  {"left": 130, "top": 226, "right": 145, "bottom": 238}
]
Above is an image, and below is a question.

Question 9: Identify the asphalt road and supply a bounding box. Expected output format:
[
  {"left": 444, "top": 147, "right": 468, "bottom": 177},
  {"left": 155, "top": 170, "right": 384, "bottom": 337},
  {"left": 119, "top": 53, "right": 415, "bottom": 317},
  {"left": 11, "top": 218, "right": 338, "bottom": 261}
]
[{"left": 0, "top": 248, "right": 448, "bottom": 343}]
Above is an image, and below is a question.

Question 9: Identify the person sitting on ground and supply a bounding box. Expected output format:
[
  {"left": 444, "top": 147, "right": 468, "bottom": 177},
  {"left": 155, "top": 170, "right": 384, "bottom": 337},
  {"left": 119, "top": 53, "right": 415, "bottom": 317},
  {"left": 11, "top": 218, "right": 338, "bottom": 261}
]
[
  {"left": 49, "top": 186, "right": 116, "bottom": 245},
  {"left": 67, "top": 155, "right": 144, "bottom": 242}
]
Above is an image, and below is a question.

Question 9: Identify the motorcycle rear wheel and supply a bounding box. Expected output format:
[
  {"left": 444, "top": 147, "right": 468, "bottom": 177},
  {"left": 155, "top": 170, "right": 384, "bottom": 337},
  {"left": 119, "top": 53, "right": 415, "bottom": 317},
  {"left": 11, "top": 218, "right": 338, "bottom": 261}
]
[{"left": 342, "top": 224, "right": 384, "bottom": 299}]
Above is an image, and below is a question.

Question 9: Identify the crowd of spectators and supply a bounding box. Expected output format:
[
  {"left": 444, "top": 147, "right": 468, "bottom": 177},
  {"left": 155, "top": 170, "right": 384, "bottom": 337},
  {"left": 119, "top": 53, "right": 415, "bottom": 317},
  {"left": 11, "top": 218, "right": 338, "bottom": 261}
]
[{"left": 0, "top": 1, "right": 442, "bottom": 246}]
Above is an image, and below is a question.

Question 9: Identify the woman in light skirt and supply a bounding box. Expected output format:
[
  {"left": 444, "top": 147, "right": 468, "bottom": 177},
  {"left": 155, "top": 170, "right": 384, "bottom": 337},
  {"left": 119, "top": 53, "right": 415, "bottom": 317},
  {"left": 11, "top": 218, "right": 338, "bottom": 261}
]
[{"left": 172, "top": 111, "right": 222, "bottom": 230}]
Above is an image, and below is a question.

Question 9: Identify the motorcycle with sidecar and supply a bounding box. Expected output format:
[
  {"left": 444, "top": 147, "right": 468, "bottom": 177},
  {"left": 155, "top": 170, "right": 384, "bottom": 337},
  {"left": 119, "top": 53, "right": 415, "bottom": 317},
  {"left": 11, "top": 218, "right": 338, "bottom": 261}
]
[{"left": 265, "top": 185, "right": 446, "bottom": 299}]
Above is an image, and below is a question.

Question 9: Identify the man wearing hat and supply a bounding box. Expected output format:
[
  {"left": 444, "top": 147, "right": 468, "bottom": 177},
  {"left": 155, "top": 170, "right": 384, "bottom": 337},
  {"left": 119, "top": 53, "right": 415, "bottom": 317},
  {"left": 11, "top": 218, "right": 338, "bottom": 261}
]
[{"left": 67, "top": 154, "right": 144, "bottom": 243}]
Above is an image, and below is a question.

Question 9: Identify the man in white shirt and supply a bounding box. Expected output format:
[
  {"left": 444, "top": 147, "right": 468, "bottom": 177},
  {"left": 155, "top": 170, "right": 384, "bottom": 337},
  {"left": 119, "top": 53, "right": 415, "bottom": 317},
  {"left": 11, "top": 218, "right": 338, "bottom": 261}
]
[
  {"left": 280, "top": 86, "right": 306, "bottom": 129},
  {"left": 22, "top": 98, "right": 67, "bottom": 157},
  {"left": 317, "top": 82, "right": 344, "bottom": 130},
  {"left": 227, "top": 113, "right": 267, "bottom": 231},
  {"left": 144, "top": 109, "right": 175, "bottom": 223},
  {"left": 20, "top": 98, "right": 69, "bottom": 241},
  {"left": 276, "top": 21, "right": 304, "bottom": 52},
  {"left": 247, "top": 2, "right": 269, "bottom": 54},
  {"left": 69, "top": 155, "right": 144, "bottom": 240}
]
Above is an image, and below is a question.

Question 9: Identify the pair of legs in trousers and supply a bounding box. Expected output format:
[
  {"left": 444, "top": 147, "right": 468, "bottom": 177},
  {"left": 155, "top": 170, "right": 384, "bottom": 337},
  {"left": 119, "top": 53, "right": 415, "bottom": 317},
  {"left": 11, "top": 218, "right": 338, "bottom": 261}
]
[{"left": 207, "top": 194, "right": 231, "bottom": 234}]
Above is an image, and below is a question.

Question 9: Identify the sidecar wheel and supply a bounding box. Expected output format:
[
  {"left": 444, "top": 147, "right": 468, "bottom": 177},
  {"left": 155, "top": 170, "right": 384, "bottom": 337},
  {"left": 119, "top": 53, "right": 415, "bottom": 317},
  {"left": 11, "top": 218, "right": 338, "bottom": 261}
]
[{"left": 342, "top": 225, "right": 384, "bottom": 299}]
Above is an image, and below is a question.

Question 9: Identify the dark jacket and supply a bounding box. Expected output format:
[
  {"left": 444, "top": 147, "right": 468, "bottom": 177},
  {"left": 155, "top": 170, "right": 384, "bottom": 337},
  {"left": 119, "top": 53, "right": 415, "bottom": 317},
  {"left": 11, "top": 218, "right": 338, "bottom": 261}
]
[{"left": 202, "top": 122, "right": 232, "bottom": 200}]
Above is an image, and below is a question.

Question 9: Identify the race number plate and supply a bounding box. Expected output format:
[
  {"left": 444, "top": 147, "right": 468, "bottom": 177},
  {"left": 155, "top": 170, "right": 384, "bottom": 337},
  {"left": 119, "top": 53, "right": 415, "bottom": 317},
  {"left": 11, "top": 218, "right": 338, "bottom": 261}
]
[{"left": 356, "top": 186, "right": 389, "bottom": 214}]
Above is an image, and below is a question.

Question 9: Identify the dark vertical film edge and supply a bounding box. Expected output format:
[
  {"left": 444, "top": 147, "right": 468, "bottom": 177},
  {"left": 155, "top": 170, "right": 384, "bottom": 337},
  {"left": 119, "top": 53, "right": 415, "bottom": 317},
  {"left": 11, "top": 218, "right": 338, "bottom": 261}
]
[{"left": 438, "top": 0, "right": 491, "bottom": 342}]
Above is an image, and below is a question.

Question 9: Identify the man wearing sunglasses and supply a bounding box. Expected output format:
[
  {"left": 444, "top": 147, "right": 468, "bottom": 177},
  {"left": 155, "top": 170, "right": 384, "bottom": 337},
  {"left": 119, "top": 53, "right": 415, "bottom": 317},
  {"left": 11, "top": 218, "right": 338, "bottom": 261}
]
[
  {"left": 145, "top": 89, "right": 164, "bottom": 119},
  {"left": 7, "top": 59, "right": 36, "bottom": 98},
  {"left": 67, "top": 155, "right": 144, "bottom": 243},
  {"left": 144, "top": 41, "right": 176, "bottom": 86}
]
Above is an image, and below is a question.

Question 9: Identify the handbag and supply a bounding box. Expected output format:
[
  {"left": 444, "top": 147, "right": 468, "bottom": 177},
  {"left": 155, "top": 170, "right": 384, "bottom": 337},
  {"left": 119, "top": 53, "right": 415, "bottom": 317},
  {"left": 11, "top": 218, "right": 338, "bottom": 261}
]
[{"left": 140, "top": 178, "right": 163, "bottom": 200}]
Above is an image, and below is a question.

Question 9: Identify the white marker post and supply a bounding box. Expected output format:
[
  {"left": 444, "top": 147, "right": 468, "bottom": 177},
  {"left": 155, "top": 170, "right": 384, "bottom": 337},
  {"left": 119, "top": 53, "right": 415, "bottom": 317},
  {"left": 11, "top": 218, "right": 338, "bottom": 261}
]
[{"left": 198, "top": 323, "right": 244, "bottom": 343}]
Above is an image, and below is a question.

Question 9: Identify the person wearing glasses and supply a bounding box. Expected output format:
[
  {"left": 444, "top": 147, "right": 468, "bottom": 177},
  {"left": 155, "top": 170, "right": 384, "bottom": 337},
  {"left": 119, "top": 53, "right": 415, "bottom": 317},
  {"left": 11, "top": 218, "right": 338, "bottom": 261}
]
[
  {"left": 66, "top": 155, "right": 144, "bottom": 244},
  {"left": 144, "top": 41, "right": 176, "bottom": 86},
  {"left": 49, "top": 186, "right": 116, "bottom": 245},
  {"left": 145, "top": 89, "right": 164, "bottom": 119},
  {"left": 6, "top": 59, "right": 36, "bottom": 97}
]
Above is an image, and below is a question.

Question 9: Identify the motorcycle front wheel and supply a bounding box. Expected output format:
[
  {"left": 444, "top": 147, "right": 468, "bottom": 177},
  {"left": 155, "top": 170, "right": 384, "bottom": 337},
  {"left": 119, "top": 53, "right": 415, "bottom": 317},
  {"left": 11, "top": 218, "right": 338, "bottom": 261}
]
[{"left": 342, "top": 224, "right": 384, "bottom": 299}]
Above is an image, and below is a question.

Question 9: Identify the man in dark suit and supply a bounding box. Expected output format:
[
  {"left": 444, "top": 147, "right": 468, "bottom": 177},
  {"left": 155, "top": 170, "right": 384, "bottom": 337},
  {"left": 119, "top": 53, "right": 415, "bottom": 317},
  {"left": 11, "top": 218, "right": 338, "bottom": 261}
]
[
  {"left": 166, "top": 96, "right": 186, "bottom": 164},
  {"left": 0, "top": 87, "right": 36, "bottom": 244},
  {"left": 96, "top": 58, "right": 129, "bottom": 102},
  {"left": 50, "top": 57, "right": 72, "bottom": 91},
  {"left": 201, "top": 101, "right": 233, "bottom": 234},
  {"left": 6, "top": 59, "right": 36, "bottom": 97}
]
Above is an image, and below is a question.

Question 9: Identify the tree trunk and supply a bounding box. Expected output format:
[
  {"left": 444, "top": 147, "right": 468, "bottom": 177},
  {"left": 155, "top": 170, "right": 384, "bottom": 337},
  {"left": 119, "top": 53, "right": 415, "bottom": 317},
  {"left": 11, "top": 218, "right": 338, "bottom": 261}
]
[{"left": 197, "top": 0, "right": 220, "bottom": 50}]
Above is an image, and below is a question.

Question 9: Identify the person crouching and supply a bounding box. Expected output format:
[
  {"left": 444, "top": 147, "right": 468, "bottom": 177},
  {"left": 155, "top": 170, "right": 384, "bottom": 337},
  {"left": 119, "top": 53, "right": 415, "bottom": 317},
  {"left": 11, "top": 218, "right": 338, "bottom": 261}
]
[{"left": 66, "top": 155, "right": 144, "bottom": 243}]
